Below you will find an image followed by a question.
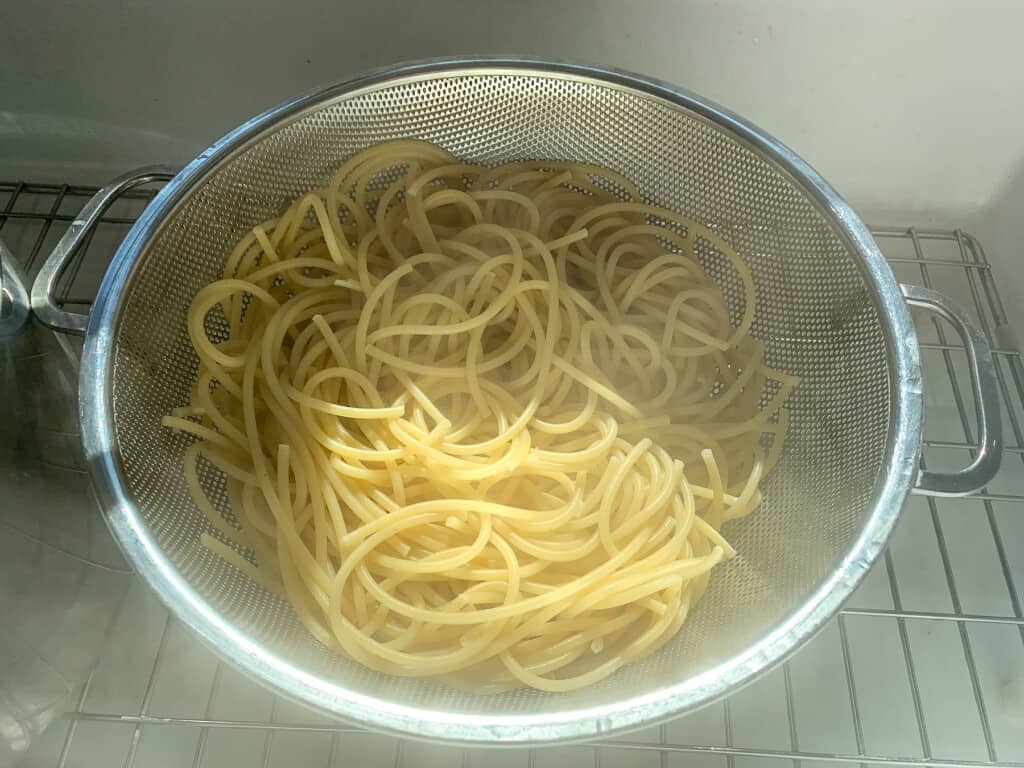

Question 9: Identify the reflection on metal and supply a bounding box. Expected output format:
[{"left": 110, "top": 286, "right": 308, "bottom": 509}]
[{"left": 0, "top": 229, "right": 131, "bottom": 763}]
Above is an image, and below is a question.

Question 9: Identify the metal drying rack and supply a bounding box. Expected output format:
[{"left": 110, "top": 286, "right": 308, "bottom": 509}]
[{"left": 2, "top": 180, "right": 1022, "bottom": 768}]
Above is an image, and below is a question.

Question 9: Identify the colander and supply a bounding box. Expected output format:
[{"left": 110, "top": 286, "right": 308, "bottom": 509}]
[{"left": 29, "top": 59, "right": 1002, "bottom": 744}]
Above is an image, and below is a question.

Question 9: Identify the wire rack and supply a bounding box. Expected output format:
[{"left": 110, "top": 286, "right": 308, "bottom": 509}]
[{"left": 2, "top": 180, "right": 1023, "bottom": 768}]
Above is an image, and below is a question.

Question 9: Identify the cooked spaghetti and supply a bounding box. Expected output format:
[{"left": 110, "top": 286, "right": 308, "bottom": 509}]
[{"left": 163, "top": 139, "right": 796, "bottom": 692}]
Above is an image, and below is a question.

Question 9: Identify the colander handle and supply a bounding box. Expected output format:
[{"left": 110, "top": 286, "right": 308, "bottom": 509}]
[
  {"left": 30, "top": 166, "right": 176, "bottom": 335},
  {"left": 901, "top": 283, "right": 1003, "bottom": 497}
]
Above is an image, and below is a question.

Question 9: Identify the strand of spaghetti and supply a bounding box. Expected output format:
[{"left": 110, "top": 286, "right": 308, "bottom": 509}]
[{"left": 200, "top": 533, "right": 285, "bottom": 598}]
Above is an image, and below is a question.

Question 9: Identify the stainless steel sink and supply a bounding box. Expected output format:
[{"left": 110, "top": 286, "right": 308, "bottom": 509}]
[{"left": 1, "top": 181, "right": 1022, "bottom": 767}]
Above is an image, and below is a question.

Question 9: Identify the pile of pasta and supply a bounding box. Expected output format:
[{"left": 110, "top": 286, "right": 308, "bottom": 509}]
[{"left": 163, "top": 139, "right": 796, "bottom": 692}]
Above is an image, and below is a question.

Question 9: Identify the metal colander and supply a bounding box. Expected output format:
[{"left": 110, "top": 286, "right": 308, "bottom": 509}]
[{"left": 30, "top": 59, "right": 1002, "bottom": 744}]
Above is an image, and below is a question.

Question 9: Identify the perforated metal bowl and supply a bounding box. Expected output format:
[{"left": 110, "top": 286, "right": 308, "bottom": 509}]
[{"left": 30, "top": 59, "right": 1002, "bottom": 744}]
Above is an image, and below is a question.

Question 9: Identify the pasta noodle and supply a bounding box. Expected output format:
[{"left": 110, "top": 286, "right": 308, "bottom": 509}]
[{"left": 163, "top": 139, "right": 796, "bottom": 692}]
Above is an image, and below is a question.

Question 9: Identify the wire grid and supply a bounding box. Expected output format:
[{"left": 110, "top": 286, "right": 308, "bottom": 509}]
[{"left": 2, "top": 180, "right": 1023, "bottom": 768}]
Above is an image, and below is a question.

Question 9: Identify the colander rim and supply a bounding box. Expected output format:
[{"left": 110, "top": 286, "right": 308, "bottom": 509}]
[{"left": 79, "top": 56, "right": 922, "bottom": 744}]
